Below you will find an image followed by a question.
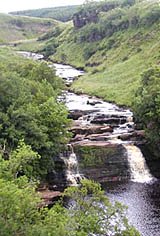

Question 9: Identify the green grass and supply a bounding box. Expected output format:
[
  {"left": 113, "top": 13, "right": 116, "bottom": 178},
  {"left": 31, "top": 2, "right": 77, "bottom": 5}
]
[
  {"left": 48, "top": 2, "right": 159, "bottom": 105},
  {"left": 71, "top": 24, "right": 160, "bottom": 105},
  {"left": 0, "top": 13, "right": 59, "bottom": 44}
]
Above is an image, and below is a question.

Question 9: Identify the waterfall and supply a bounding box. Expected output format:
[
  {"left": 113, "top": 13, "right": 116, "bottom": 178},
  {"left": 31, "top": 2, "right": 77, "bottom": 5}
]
[
  {"left": 64, "top": 144, "right": 82, "bottom": 186},
  {"left": 124, "top": 144, "right": 154, "bottom": 183}
]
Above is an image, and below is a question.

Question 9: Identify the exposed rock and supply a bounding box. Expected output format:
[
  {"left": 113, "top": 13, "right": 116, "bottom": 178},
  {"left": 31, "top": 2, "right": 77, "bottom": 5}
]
[
  {"left": 91, "top": 117, "right": 127, "bottom": 125},
  {"left": 86, "top": 133, "right": 111, "bottom": 141},
  {"left": 87, "top": 100, "right": 102, "bottom": 106},
  {"left": 70, "top": 125, "right": 113, "bottom": 135},
  {"left": 73, "top": 10, "right": 98, "bottom": 29},
  {"left": 118, "top": 130, "right": 145, "bottom": 142},
  {"left": 68, "top": 109, "right": 95, "bottom": 120},
  {"left": 39, "top": 190, "right": 61, "bottom": 207},
  {"left": 68, "top": 110, "right": 84, "bottom": 120},
  {"left": 71, "top": 134, "right": 86, "bottom": 142},
  {"left": 72, "top": 140, "right": 120, "bottom": 148},
  {"left": 47, "top": 156, "right": 67, "bottom": 190},
  {"left": 73, "top": 142, "right": 130, "bottom": 182}
]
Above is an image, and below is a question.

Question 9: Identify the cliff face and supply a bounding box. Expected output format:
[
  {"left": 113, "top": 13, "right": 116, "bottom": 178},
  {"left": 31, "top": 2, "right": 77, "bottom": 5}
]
[
  {"left": 72, "top": 1, "right": 118, "bottom": 29},
  {"left": 73, "top": 10, "right": 98, "bottom": 29},
  {"left": 74, "top": 143, "right": 130, "bottom": 182}
]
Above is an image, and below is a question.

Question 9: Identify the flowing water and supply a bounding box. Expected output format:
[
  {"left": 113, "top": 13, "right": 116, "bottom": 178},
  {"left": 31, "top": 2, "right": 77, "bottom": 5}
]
[
  {"left": 53, "top": 61, "right": 160, "bottom": 236},
  {"left": 61, "top": 144, "right": 82, "bottom": 186},
  {"left": 124, "top": 144, "right": 154, "bottom": 183},
  {"left": 19, "top": 51, "right": 160, "bottom": 236}
]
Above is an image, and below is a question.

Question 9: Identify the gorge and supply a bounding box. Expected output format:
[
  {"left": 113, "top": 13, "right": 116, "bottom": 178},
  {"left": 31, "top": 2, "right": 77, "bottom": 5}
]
[{"left": 19, "top": 51, "right": 160, "bottom": 236}]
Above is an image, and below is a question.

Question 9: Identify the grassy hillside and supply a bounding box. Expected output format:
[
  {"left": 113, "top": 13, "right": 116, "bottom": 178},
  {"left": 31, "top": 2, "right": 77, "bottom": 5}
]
[
  {"left": 0, "top": 13, "right": 59, "bottom": 44},
  {"left": 10, "top": 5, "right": 80, "bottom": 22},
  {"left": 35, "top": 0, "right": 160, "bottom": 106}
]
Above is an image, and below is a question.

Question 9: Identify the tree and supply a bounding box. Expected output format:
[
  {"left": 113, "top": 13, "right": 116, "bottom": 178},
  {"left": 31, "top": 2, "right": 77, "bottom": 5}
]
[
  {"left": 0, "top": 51, "right": 70, "bottom": 178},
  {"left": 0, "top": 140, "right": 41, "bottom": 181},
  {"left": 63, "top": 179, "right": 140, "bottom": 236},
  {"left": 133, "top": 67, "right": 160, "bottom": 158},
  {"left": 0, "top": 178, "right": 41, "bottom": 236}
]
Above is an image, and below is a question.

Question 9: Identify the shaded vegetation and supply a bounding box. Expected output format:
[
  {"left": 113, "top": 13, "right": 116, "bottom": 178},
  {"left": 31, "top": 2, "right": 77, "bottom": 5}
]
[{"left": 133, "top": 67, "right": 160, "bottom": 159}]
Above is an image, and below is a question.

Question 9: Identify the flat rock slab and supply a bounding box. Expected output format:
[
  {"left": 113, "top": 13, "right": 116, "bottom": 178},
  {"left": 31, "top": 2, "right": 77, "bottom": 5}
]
[
  {"left": 72, "top": 140, "right": 121, "bottom": 148},
  {"left": 70, "top": 125, "right": 113, "bottom": 135},
  {"left": 39, "top": 190, "right": 61, "bottom": 207}
]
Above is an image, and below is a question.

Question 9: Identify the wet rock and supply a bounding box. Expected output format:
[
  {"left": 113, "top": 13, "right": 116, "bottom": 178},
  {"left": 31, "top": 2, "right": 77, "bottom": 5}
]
[
  {"left": 70, "top": 125, "right": 113, "bottom": 135},
  {"left": 72, "top": 140, "right": 122, "bottom": 148},
  {"left": 68, "top": 110, "right": 84, "bottom": 120},
  {"left": 87, "top": 100, "right": 102, "bottom": 106},
  {"left": 73, "top": 142, "right": 130, "bottom": 182},
  {"left": 86, "top": 133, "right": 111, "bottom": 141},
  {"left": 119, "top": 130, "right": 145, "bottom": 141},
  {"left": 91, "top": 117, "right": 127, "bottom": 125},
  {"left": 68, "top": 109, "right": 95, "bottom": 120},
  {"left": 86, "top": 133, "right": 110, "bottom": 142},
  {"left": 71, "top": 134, "right": 86, "bottom": 142},
  {"left": 47, "top": 156, "right": 67, "bottom": 190}
]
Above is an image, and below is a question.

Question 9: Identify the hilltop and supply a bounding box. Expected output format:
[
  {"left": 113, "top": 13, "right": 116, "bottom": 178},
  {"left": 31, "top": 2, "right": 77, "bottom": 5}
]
[
  {"left": 10, "top": 5, "right": 80, "bottom": 22},
  {"left": 0, "top": 13, "right": 59, "bottom": 44}
]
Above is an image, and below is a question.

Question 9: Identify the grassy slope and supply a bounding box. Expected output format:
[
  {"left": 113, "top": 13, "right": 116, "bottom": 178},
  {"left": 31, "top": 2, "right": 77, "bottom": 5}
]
[
  {"left": 72, "top": 25, "right": 160, "bottom": 105},
  {"left": 0, "top": 13, "right": 58, "bottom": 44},
  {"left": 48, "top": 0, "right": 160, "bottom": 106}
]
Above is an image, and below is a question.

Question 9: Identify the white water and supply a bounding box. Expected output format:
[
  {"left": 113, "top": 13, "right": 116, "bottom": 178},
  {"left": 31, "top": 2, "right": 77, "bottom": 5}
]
[
  {"left": 64, "top": 144, "right": 82, "bottom": 186},
  {"left": 124, "top": 144, "right": 154, "bottom": 183}
]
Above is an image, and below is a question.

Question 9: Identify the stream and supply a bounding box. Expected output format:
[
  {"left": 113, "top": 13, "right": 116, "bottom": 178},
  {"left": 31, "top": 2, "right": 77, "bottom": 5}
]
[
  {"left": 53, "top": 61, "right": 160, "bottom": 236},
  {"left": 19, "top": 51, "right": 160, "bottom": 236}
]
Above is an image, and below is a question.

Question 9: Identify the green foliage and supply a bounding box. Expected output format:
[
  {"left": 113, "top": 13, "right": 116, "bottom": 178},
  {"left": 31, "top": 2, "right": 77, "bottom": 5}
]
[
  {"left": 0, "top": 140, "right": 40, "bottom": 181},
  {"left": 0, "top": 165, "right": 140, "bottom": 236},
  {"left": 133, "top": 67, "right": 160, "bottom": 158},
  {"left": 0, "top": 49, "right": 70, "bottom": 177},
  {"left": 63, "top": 179, "right": 140, "bottom": 236},
  {"left": 0, "top": 179, "right": 41, "bottom": 236},
  {"left": 40, "top": 39, "right": 59, "bottom": 57},
  {"left": 38, "top": 26, "right": 62, "bottom": 41}
]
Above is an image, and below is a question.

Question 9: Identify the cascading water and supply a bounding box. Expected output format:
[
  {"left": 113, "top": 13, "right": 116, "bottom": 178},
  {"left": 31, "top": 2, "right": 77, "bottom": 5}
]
[
  {"left": 64, "top": 144, "right": 82, "bottom": 186},
  {"left": 18, "top": 51, "right": 154, "bottom": 185},
  {"left": 124, "top": 144, "right": 154, "bottom": 183}
]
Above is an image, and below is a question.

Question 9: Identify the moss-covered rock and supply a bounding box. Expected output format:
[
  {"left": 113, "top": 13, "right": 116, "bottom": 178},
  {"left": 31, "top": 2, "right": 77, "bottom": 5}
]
[{"left": 74, "top": 142, "right": 130, "bottom": 182}]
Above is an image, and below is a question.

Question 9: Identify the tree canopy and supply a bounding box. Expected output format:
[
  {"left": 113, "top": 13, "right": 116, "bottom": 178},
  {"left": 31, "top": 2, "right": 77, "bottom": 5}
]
[
  {"left": 0, "top": 49, "right": 70, "bottom": 178},
  {"left": 133, "top": 67, "right": 160, "bottom": 158}
]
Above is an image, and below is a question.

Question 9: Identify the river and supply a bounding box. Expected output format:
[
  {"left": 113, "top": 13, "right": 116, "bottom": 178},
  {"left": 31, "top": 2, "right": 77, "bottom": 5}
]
[
  {"left": 18, "top": 51, "right": 160, "bottom": 236},
  {"left": 53, "top": 61, "right": 160, "bottom": 236}
]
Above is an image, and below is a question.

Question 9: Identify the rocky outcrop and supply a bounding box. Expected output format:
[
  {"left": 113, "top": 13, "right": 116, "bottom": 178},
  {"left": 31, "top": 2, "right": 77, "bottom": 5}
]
[
  {"left": 39, "top": 190, "right": 61, "bottom": 207},
  {"left": 73, "top": 2, "right": 118, "bottom": 29},
  {"left": 73, "top": 142, "right": 130, "bottom": 182},
  {"left": 73, "top": 10, "right": 98, "bottom": 29}
]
